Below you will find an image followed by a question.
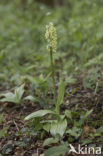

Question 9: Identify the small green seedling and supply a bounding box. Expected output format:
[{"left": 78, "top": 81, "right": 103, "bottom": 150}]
[
  {"left": 23, "top": 73, "right": 51, "bottom": 108},
  {"left": 0, "top": 84, "right": 25, "bottom": 105}
]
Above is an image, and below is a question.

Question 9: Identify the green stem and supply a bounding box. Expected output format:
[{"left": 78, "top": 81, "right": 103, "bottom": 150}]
[{"left": 50, "top": 49, "right": 57, "bottom": 106}]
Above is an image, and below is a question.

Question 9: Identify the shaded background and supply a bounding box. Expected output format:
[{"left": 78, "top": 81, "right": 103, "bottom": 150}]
[{"left": 0, "top": 0, "right": 103, "bottom": 89}]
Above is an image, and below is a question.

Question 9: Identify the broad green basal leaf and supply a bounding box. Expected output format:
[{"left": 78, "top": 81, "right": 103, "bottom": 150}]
[
  {"left": 43, "top": 138, "right": 59, "bottom": 146},
  {"left": 24, "top": 95, "right": 39, "bottom": 102},
  {"left": 24, "top": 110, "right": 55, "bottom": 120},
  {"left": 44, "top": 144, "right": 68, "bottom": 156},
  {"left": 50, "top": 119, "right": 67, "bottom": 137}
]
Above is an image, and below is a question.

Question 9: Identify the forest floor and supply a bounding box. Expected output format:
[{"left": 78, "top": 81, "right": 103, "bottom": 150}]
[{"left": 0, "top": 77, "right": 103, "bottom": 156}]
